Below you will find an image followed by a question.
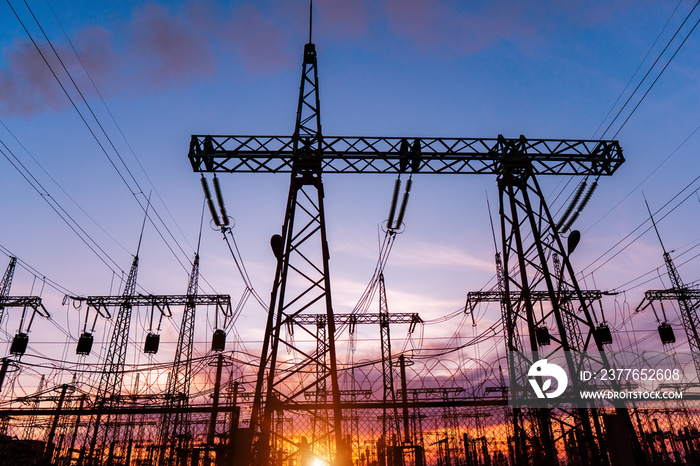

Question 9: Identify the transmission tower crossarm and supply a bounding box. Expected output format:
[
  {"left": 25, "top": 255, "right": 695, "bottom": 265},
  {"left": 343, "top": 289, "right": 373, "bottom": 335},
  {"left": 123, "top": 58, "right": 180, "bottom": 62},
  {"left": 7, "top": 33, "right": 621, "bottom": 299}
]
[
  {"left": 0, "top": 296, "right": 49, "bottom": 316},
  {"left": 288, "top": 312, "right": 420, "bottom": 326},
  {"left": 465, "top": 289, "right": 603, "bottom": 313},
  {"left": 189, "top": 135, "right": 623, "bottom": 176},
  {"left": 69, "top": 294, "right": 231, "bottom": 310}
]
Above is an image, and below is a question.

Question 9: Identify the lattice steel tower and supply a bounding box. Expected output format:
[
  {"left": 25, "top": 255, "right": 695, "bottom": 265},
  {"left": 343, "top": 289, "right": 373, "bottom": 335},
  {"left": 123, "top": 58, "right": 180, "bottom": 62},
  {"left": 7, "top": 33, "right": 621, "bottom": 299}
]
[
  {"left": 158, "top": 252, "right": 200, "bottom": 465},
  {"left": 188, "top": 12, "right": 644, "bottom": 466}
]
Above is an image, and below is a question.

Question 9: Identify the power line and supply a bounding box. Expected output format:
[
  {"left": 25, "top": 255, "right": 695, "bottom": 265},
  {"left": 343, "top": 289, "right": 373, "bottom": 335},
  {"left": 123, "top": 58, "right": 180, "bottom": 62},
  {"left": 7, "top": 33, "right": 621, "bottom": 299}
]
[
  {"left": 7, "top": 0, "right": 196, "bottom": 279},
  {"left": 593, "top": 0, "right": 686, "bottom": 139},
  {"left": 549, "top": 2, "right": 700, "bottom": 234},
  {"left": 580, "top": 174, "right": 700, "bottom": 279},
  {"left": 43, "top": 0, "right": 196, "bottom": 257},
  {"left": 0, "top": 139, "right": 125, "bottom": 275},
  {"left": 601, "top": 0, "right": 700, "bottom": 139},
  {"left": 0, "top": 120, "right": 132, "bottom": 257}
]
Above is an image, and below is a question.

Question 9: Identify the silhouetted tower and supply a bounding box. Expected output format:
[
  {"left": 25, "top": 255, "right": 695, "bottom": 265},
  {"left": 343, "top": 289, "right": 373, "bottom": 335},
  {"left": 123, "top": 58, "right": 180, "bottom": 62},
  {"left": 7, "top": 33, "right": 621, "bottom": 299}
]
[
  {"left": 496, "top": 139, "right": 645, "bottom": 464},
  {"left": 188, "top": 15, "right": 643, "bottom": 466},
  {"left": 0, "top": 257, "right": 17, "bottom": 325},
  {"left": 245, "top": 12, "right": 346, "bottom": 465},
  {"left": 87, "top": 214, "right": 145, "bottom": 465},
  {"left": 158, "top": 252, "right": 200, "bottom": 465},
  {"left": 378, "top": 274, "right": 401, "bottom": 450},
  {"left": 637, "top": 200, "right": 700, "bottom": 379}
]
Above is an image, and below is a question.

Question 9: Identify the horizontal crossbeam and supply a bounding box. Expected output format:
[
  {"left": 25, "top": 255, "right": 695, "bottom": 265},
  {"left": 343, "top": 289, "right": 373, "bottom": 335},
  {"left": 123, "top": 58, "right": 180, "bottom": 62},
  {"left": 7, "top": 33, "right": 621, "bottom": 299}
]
[
  {"left": 69, "top": 294, "right": 230, "bottom": 308},
  {"left": 465, "top": 289, "right": 603, "bottom": 313},
  {"left": 67, "top": 294, "right": 231, "bottom": 320},
  {"left": 635, "top": 288, "right": 700, "bottom": 312},
  {"left": 0, "top": 296, "right": 49, "bottom": 316},
  {"left": 287, "top": 312, "right": 421, "bottom": 326},
  {"left": 189, "top": 135, "right": 623, "bottom": 176}
]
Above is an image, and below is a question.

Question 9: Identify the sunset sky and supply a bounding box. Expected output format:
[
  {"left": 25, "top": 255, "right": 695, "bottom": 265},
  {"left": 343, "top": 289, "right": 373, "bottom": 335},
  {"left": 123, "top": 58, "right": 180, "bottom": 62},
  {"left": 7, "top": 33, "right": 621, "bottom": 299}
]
[{"left": 1, "top": 0, "right": 700, "bottom": 391}]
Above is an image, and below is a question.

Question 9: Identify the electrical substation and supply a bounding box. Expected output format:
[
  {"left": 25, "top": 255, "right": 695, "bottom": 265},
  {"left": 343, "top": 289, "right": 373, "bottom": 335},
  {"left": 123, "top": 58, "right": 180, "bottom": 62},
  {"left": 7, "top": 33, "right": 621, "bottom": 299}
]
[{"left": 2, "top": 4, "right": 700, "bottom": 466}]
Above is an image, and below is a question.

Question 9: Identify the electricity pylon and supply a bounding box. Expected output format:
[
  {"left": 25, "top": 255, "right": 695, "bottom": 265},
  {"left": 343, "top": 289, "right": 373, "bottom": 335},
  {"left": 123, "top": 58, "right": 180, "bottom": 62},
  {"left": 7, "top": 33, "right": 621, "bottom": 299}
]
[{"left": 187, "top": 16, "right": 640, "bottom": 466}]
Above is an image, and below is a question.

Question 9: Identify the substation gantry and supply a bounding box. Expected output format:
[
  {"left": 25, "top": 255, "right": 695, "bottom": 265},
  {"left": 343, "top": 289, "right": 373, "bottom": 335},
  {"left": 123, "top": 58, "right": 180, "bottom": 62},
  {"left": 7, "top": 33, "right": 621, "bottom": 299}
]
[
  {"left": 188, "top": 33, "right": 642, "bottom": 465},
  {"left": 636, "top": 201, "right": 700, "bottom": 385},
  {"left": 0, "top": 256, "right": 50, "bottom": 389},
  {"left": 66, "top": 246, "right": 232, "bottom": 466}
]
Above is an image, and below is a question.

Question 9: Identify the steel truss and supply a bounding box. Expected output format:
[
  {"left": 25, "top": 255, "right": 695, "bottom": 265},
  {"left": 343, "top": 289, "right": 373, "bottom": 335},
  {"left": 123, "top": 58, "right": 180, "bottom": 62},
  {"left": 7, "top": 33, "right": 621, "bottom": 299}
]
[
  {"left": 70, "top": 293, "right": 231, "bottom": 319},
  {"left": 190, "top": 33, "right": 637, "bottom": 466},
  {"left": 189, "top": 135, "right": 622, "bottom": 176},
  {"left": 497, "top": 158, "right": 644, "bottom": 465},
  {"left": 158, "top": 253, "right": 201, "bottom": 466},
  {"left": 0, "top": 296, "right": 49, "bottom": 316},
  {"left": 72, "top": 255, "right": 231, "bottom": 466},
  {"left": 637, "top": 255, "right": 700, "bottom": 381},
  {"left": 247, "top": 41, "right": 348, "bottom": 466}
]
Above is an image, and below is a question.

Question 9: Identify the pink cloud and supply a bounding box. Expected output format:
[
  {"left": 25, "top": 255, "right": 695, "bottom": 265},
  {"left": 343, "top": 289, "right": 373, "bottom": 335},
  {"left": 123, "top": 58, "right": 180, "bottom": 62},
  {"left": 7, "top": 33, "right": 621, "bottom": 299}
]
[
  {"left": 381, "top": 0, "right": 536, "bottom": 55},
  {"left": 0, "top": 32, "right": 116, "bottom": 118},
  {"left": 128, "top": 3, "right": 217, "bottom": 88},
  {"left": 0, "top": 1, "right": 298, "bottom": 118}
]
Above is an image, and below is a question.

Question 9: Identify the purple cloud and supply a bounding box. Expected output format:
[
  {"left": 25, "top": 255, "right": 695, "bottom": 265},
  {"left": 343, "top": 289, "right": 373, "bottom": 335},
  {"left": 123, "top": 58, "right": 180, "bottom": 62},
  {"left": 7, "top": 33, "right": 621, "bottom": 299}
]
[{"left": 0, "top": 1, "right": 299, "bottom": 118}]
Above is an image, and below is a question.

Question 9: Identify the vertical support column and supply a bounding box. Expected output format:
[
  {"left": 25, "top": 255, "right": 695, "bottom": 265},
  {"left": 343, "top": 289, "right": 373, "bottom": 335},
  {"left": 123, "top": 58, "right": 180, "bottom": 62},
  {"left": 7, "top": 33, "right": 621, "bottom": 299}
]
[
  {"left": 379, "top": 274, "right": 400, "bottom": 451},
  {"left": 496, "top": 136, "right": 644, "bottom": 465},
  {"left": 251, "top": 40, "right": 346, "bottom": 466},
  {"left": 227, "top": 382, "right": 240, "bottom": 463},
  {"left": 208, "top": 354, "right": 224, "bottom": 447},
  {"left": 87, "top": 255, "right": 140, "bottom": 465},
  {"left": 0, "top": 358, "right": 10, "bottom": 394},
  {"left": 160, "top": 254, "right": 200, "bottom": 466},
  {"left": 45, "top": 383, "right": 69, "bottom": 462},
  {"left": 399, "top": 355, "right": 410, "bottom": 445}
]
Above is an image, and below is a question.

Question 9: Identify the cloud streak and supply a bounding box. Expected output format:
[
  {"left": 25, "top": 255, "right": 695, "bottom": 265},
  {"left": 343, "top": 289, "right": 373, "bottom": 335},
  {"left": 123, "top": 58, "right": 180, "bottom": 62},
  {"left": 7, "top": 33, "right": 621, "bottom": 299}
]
[
  {"left": 0, "top": 0, "right": 643, "bottom": 118},
  {"left": 0, "top": 1, "right": 301, "bottom": 118}
]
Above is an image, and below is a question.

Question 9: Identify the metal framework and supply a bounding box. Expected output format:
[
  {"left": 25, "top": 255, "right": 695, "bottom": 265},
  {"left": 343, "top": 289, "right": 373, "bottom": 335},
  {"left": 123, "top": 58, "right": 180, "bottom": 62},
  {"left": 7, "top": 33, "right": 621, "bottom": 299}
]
[
  {"left": 86, "top": 254, "right": 140, "bottom": 465},
  {"left": 0, "top": 257, "right": 17, "bottom": 325},
  {"left": 378, "top": 274, "right": 402, "bottom": 455},
  {"left": 158, "top": 253, "right": 201, "bottom": 466},
  {"left": 74, "top": 256, "right": 231, "bottom": 466},
  {"left": 247, "top": 40, "right": 348, "bottom": 466},
  {"left": 70, "top": 293, "right": 231, "bottom": 319},
  {"left": 465, "top": 289, "right": 603, "bottom": 314},
  {"left": 189, "top": 30, "right": 636, "bottom": 466},
  {"left": 636, "top": 210, "right": 700, "bottom": 382},
  {"left": 496, "top": 156, "right": 646, "bottom": 464},
  {"left": 288, "top": 312, "right": 421, "bottom": 327},
  {"left": 190, "top": 135, "right": 623, "bottom": 176},
  {"left": 0, "top": 296, "right": 49, "bottom": 315}
]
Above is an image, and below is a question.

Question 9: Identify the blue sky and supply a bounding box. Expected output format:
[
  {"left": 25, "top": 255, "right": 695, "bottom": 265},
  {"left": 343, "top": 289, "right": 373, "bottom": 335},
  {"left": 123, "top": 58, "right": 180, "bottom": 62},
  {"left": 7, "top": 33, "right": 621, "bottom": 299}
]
[{"left": 1, "top": 0, "right": 700, "bottom": 392}]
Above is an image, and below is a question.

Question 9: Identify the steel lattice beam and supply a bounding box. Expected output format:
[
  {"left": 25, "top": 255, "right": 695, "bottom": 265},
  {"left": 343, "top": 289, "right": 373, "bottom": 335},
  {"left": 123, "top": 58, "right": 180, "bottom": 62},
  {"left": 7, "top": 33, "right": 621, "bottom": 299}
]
[
  {"left": 189, "top": 135, "right": 623, "bottom": 176},
  {"left": 287, "top": 312, "right": 421, "bottom": 326},
  {"left": 636, "top": 288, "right": 700, "bottom": 312},
  {"left": 465, "top": 290, "right": 603, "bottom": 313},
  {"left": 70, "top": 294, "right": 230, "bottom": 312},
  {"left": 0, "top": 296, "right": 49, "bottom": 315}
]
